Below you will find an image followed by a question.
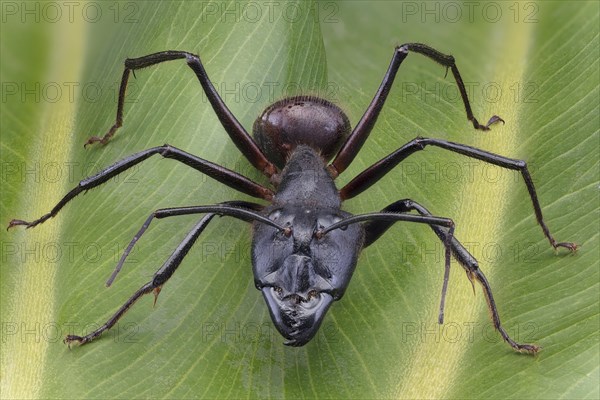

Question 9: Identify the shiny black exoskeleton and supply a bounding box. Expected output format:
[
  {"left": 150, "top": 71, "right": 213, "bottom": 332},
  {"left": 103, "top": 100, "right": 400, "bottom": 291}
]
[
  {"left": 252, "top": 143, "right": 362, "bottom": 346},
  {"left": 9, "top": 44, "right": 577, "bottom": 353}
]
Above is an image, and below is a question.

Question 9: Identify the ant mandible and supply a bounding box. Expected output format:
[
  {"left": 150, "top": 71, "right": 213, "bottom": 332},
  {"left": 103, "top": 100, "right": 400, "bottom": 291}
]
[{"left": 8, "top": 43, "right": 577, "bottom": 353}]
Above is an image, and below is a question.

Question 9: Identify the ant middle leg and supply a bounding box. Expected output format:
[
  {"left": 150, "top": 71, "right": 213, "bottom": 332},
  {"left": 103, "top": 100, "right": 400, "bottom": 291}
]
[
  {"left": 7, "top": 145, "right": 272, "bottom": 230},
  {"left": 341, "top": 137, "right": 577, "bottom": 252}
]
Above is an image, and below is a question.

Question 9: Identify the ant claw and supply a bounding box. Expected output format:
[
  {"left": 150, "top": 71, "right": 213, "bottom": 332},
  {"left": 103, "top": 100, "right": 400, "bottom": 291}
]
[
  {"left": 555, "top": 242, "right": 579, "bottom": 253},
  {"left": 64, "top": 334, "right": 87, "bottom": 347},
  {"left": 7, "top": 219, "right": 31, "bottom": 230},
  {"left": 516, "top": 343, "right": 541, "bottom": 354},
  {"left": 83, "top": 136, "right": 103, "bottom": 148},
  {"left": 7, "top": 215, "right": 49, "bottom": 230},
  {"left": 473, "top": 115, "right": 504, "bottom": 131},
  {"left": 485, "top": 115, "right": 505, "bottom": 128},
  {"left": 85, "top": 125, "right": 119, "bottom": 148}
]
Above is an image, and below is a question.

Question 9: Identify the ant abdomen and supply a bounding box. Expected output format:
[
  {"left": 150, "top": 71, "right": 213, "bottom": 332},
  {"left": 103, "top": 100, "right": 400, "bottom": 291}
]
[{"left": 253, "top": 95, "right": 350, "bottom": 169}]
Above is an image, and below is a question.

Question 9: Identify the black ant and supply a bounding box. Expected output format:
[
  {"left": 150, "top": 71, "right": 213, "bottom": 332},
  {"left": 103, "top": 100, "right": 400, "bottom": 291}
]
[{"left": 8, "top": 43, "right": 577, "bottom": 353}]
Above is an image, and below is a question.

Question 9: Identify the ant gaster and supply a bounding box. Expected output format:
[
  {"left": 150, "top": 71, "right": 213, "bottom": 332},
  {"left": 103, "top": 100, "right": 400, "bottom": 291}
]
[{"left": 8, "top": 43, "right": 577, "bottom": 353}]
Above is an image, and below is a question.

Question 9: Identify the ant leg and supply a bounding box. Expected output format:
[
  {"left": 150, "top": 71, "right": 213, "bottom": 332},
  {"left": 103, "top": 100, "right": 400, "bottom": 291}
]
[
  {"left": 361, "top": 198, "right": 539, "bottom": 354},
  {"left": 362, "top": 199, "right": 470, "bottom": 324},
  {"left": 340, "top": 137, "right": 577, "bottom": 252},
  {"left": 330, "top": 43, "right": 502, "bottom": 176},
  {"left": 85, "top": 51, "right": 277, "bottom": 177},
  {"left": 363, "top": 199, "right": 458, "bottom": 248},
  {"left": 319, "top": 211, "right": 455, "bottom": 328},
  {"left": 65, "top": 213, "right": 216, "bottom": 346},
  {"left": 106, "top": 201, "right": 262, "bottom": 286},
  {"left": 7, "top": 145, "right": 273, "bottom": 230},
  {"left": 65, "top": 203, "right": 278, "bottom": 346}
]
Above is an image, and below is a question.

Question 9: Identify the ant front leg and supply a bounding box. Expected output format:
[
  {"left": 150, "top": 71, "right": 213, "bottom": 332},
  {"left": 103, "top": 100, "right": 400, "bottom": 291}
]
[
  {"left": 106, "top": 201, "right": 263, "bottom": 287},
  {"left": 66, "top": 203, "right": 281, "bottom": 346},
  {"left": 85, "top": 51, "right": 277, "bottom": 177},
  {"left": 341, "top": 137, "right": 577, "bottom": 252},
  {"left": 330, "top": 43, "right": 503, "bottom": 176},
  {"left": 320, "top": 210, "right": 455, "bottom": 326},
  {"left": 362, "top": 198, "right": 539, "bottom": 354},
  {"left": 65, "top": 213, "right": 217, "bottom": 346}
]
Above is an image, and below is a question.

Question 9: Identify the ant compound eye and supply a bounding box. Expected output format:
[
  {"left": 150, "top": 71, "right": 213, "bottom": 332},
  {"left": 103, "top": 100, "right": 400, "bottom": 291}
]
[
  {"left": 269, "top": 210, "right": 282, "bottom": 221},
  {"left": 332, "top": 216, "right": 347, "bottom": 231},
  {"left": 315, "top": 215, "right": 347, "bottom": 238}
]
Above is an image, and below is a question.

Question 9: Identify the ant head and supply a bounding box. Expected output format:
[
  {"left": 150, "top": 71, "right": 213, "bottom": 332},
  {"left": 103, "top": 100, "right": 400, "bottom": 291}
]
[
  {"left": 252, "top": 205, "right": 363, "bottom": 346},
  {"left": 253, "top": 96, "right": 351, "bottom": 169}
]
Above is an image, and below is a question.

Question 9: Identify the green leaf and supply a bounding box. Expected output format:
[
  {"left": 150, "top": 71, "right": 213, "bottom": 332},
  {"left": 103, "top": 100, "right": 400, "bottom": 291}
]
[{"left": 1, "top": 1, "right": 597, "bottom": 399}]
